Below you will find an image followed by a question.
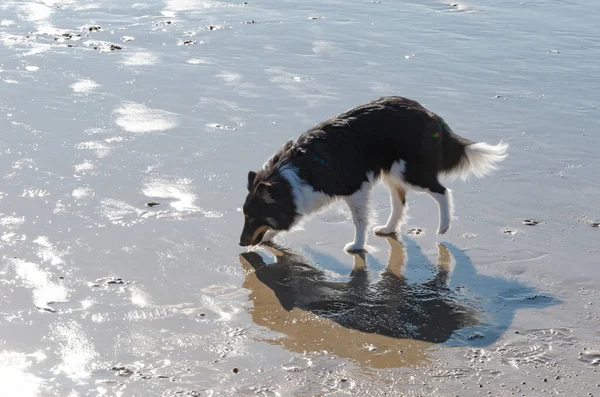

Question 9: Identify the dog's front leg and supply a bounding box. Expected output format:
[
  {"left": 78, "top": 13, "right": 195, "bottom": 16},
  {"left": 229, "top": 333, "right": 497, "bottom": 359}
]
[
  {"left": 261, "top": 229, "right": 279, "bottom": 243},
  {"left": 343, "top": 187, "right": 371, "bottom": 252}
]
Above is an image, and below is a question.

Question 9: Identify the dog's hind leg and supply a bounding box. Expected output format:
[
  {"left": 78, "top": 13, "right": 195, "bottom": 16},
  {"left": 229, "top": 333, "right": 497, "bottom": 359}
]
[
  {"left": 405, "top": 169, "right": 453, "bottom": 235},
  {"left": 425, "top": 182, "right": 453, "bottom": 235},
  {"left": 374, "top": 182, "right": 407, "bottom": 236},
  {"left": 343, "top": 186, "right": 372, "bottom": 252}
]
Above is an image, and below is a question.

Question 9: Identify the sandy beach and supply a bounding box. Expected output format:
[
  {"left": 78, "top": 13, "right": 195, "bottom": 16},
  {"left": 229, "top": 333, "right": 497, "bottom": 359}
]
[{"left": 1, "top": 0, "right": 599, "bottom": 396}]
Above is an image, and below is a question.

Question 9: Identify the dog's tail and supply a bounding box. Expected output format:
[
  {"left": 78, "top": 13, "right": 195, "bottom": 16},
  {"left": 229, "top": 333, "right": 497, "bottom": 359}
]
[{"left": 440, "top": 120, "right": 508, "bottom": 181}]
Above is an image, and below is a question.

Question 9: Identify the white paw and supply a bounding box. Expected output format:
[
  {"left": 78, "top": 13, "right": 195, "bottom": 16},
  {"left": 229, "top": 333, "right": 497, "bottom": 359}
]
[
  {"left": 437, "top": 226, "right": 450, "bottom": 235},
  {"left": 344, "top": 241, "right": 365, "bottom": 252},
  {"left": 373, "top": 225, "right": 397, "bottom": 236}
]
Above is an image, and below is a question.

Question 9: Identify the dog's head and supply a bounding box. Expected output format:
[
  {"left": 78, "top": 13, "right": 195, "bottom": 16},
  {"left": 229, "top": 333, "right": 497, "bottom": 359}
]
[{"left": 239, "top": 170, "right": 296, "bottom": 247}]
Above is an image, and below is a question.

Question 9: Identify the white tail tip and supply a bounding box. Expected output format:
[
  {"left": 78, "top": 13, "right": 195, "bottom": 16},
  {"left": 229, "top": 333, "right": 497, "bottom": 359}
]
[{"left": 450, "top": 141, "right": 509, "bottom": 181}]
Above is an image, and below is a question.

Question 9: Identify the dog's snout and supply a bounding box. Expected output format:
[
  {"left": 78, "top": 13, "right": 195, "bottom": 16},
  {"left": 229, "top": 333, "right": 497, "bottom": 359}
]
[
  {"left": 239, "top": 232, "right": 252, "bottom": 247},
  {"left": 240, "top": 219, "right": 255, "bottom": 247}
]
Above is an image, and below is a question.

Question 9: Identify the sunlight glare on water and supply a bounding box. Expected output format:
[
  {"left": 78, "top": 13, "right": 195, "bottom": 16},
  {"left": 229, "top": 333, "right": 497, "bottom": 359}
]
[{"left": 1, "top": 0, "right": 599, "bottom": 395}]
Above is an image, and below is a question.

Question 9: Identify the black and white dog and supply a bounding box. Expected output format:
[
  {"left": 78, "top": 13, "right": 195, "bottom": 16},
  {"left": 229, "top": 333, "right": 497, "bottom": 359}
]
[{"left": 240, "top": 96, "right": 508, "bottom": 251}]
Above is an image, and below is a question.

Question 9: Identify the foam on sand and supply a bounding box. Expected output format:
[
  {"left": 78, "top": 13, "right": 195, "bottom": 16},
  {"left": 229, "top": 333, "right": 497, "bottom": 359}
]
[
  {"left": 122, "top": 51, "right": 159, "bottom": 66},
  {"left": 70, "top": 79, "right": 101, "bottom": 93},
  {"left": 113, "top": 102, "right": 179, "bottom": 134}
]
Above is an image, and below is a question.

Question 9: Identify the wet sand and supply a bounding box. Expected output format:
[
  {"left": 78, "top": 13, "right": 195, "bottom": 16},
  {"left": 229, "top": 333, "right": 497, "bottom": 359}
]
[{"left": 1, "top": 0, "right": 600, "bottom": 396}]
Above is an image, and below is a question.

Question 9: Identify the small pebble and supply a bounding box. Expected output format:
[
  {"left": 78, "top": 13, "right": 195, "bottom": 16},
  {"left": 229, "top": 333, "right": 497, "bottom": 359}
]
[
  {"left": 110, "top": 366, "right": 134, "bottom": 377},
  {"left": 468, "top": 332, "right": 485, "bottom": 340},
  {"left": 106, "top": 278, "right": 124, "bottom": 284},
  {"left": 36, "top": 306, "right": 57, "bottom": 313},
  {"left": 233, "top": 368, "right": 239, "bottom": 374},
  {"left": 523, "top": 219, "right": 540, "bottom": 226}
]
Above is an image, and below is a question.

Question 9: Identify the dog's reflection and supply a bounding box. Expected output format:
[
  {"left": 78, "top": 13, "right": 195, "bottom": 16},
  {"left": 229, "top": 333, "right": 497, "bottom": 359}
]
[{"left": 240, "top": 236, "right": 479, "bottom": 368}]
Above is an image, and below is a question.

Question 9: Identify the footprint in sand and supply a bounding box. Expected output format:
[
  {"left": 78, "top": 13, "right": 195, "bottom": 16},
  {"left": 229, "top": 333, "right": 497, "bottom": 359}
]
[{"left": 406, "top": 228, "right": 424, "bottom": 235}]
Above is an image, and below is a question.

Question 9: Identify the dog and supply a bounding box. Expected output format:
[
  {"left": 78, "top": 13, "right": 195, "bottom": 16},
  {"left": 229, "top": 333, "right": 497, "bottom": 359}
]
[{"left": 240, "top": 96, "right": 508, "bottom": 251}]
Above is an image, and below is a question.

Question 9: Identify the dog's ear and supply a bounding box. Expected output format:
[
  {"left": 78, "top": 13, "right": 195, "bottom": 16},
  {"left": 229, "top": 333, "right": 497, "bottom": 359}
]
[
  {"left": 247, "top": 171, "right": 257, "bottom": 191},
  {"left": 256, "top": 181, "right": 276, "bottom": 204},
  {"left": 257, "top": 181, "right": 272, "bottom": 189}
]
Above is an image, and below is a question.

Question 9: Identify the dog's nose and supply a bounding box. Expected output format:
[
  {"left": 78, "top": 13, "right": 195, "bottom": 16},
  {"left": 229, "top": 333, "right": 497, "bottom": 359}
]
[{"left": 239, "top": 239, "right": 249, "bottom": 247}]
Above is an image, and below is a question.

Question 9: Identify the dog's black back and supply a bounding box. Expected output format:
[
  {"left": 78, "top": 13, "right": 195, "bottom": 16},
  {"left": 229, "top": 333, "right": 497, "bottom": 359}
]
[{"left": 256, "top": 96, "right": 470, "bottom": 196}]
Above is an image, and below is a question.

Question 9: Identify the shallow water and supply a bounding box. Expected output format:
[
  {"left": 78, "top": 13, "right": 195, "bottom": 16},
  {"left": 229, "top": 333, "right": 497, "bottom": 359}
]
[{"left": 1, "top": 0, "right": 600, "bottom": 396}]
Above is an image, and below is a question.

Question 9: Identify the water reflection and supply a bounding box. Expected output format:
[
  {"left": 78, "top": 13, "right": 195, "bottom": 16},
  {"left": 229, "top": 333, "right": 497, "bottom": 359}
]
[{"left": 240, "top": 236, "right": 480, "bottom": 368}]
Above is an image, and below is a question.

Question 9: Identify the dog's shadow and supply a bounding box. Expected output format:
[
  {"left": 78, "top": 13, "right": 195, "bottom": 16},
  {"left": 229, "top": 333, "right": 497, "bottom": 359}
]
[{"left": 239, "top": 236, "right": 558, "bottom": 367}]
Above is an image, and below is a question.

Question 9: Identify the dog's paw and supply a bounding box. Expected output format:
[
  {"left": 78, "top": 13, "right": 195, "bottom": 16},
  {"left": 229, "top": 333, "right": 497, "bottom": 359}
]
[
  {"left": 373, "top": 225, "right": 397, "bottom": 236},
  {"left": 344, "top": 241, "right": 365, "bottom": 252},
  {"left": 437, "top": 226, "right": 450, "bottom": 235}
]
